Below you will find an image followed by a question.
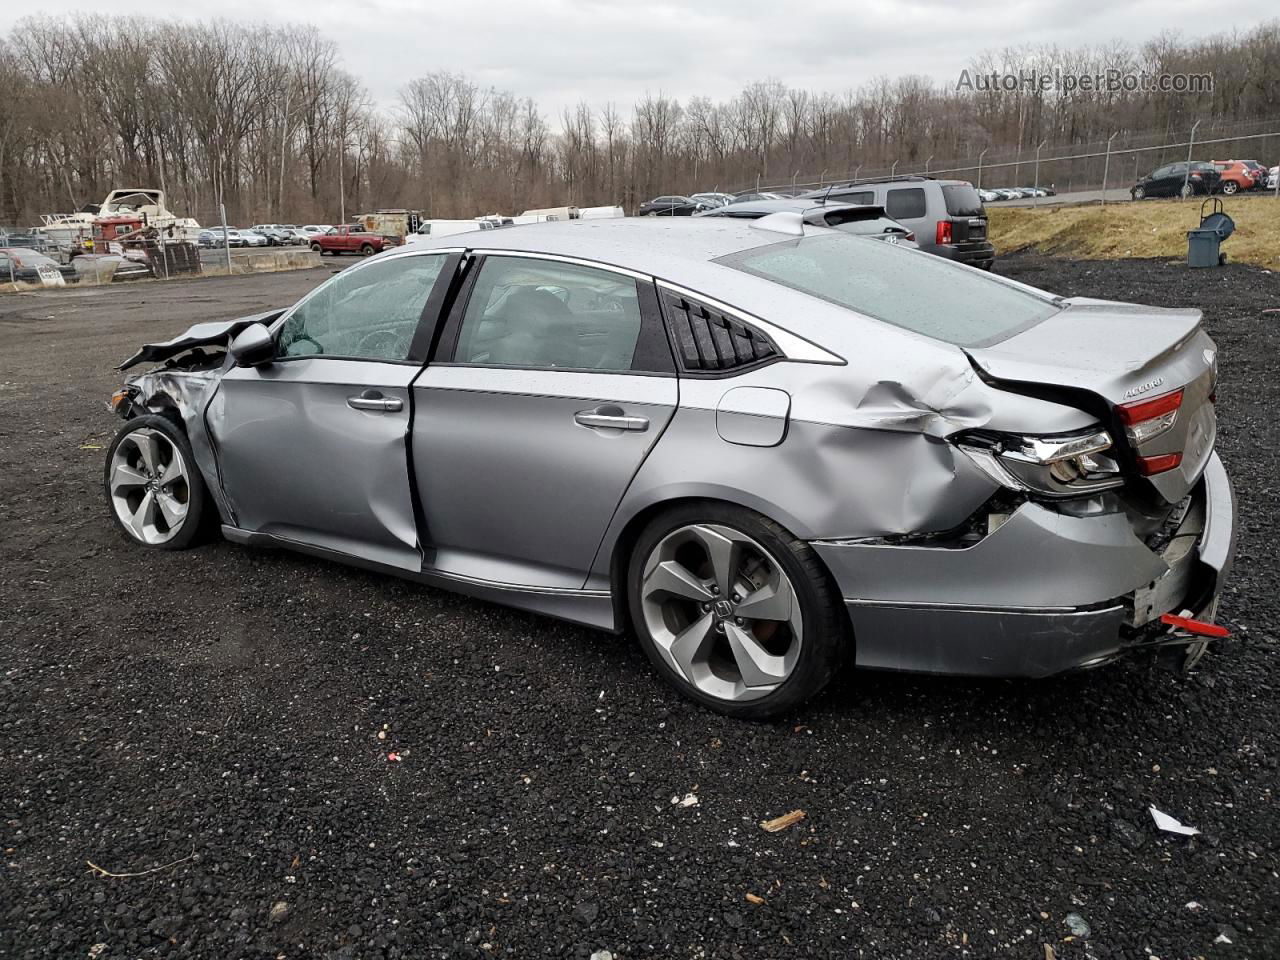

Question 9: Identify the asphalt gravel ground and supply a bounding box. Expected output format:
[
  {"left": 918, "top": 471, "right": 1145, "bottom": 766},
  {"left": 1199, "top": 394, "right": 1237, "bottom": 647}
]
[{"left": 1, "top": 255, "right": 1277, "bottom": 959}]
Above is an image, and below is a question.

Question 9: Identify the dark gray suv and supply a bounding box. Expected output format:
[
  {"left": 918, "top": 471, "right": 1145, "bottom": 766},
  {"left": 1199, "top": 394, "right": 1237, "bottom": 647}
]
[{"left": 802, "top": 177, "right": 994, "bottom": 269}]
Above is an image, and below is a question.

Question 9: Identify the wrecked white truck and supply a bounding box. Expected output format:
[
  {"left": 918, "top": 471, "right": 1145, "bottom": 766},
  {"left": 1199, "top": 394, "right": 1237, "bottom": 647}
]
[{"left": 102, "top": 216, "right": 1237, "bottom": 717}]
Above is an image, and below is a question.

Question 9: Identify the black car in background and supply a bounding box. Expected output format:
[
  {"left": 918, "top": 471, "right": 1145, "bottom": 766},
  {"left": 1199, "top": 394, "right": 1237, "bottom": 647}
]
[
  {"left": 636, "top": 195, "right": 713, "bottom": 216},
  {"left": 1131, "top": 161, "right": 1221, "bottom": 199}
]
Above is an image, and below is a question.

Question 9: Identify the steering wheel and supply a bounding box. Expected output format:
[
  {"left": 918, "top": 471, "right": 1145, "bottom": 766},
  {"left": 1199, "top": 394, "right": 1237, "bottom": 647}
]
[{"left": 356, "top": 328, "right": 410, "bottom": 359}]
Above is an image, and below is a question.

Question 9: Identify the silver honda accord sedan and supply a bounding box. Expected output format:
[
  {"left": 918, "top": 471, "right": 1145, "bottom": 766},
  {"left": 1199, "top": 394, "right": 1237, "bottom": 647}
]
[{"left": 104, "top": 215, "right": 1236, "bottom": 718}]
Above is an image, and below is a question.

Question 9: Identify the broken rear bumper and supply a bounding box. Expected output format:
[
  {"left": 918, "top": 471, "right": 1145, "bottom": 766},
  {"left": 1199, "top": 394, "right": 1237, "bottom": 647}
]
[{"left": 812, "top": 452, "right": 1237, "bottom": 677}]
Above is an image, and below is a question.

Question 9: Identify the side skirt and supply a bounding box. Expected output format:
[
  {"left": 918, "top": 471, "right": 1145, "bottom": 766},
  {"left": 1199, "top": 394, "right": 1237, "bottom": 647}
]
[{"left": 220, "top": 525, "right": 619, "bottom": 632}]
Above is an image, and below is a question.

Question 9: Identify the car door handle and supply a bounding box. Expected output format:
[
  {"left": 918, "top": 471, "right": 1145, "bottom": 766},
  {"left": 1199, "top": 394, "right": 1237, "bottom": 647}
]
[
  {"left": 347, "top": 391, "right": 403, "bottom": 412},
  {"left": 574, "top": 409, "right": 649, "bottom": 432}
]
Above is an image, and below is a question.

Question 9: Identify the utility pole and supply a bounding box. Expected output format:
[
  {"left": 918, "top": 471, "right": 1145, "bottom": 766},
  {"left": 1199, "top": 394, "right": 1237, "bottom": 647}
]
[
  {"left": 1033, "top": 140, "right": 1047, "bottom": 207},
  {"left": 977, "top": 148, "right": 988, "bottom": 188},
  {"left": 1182, "top": 120, "right": 1201, "bottom": 200},
  {"left": 1101, "top": 132, "right": 1117, "bottom": 206}
]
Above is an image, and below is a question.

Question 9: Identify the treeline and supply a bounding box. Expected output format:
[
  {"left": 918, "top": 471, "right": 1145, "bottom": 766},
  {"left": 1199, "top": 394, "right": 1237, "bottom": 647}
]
[{"left": 1, "top": 15, "right": 1278, "bottom": 225}]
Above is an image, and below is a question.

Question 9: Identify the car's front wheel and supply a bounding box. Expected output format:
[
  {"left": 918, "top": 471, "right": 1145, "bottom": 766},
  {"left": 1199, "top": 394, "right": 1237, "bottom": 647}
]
[
  {"left": 1221, "top": 180, "right": 1238, "bottom": 195},
  {"left": 104, "top": 415, "right": 208, "bottom": 550},
  {"left": 628, "top": 503, "right": 846, "bottom": 719},
  {"left": 1131, "top": 185, "right": 1145, "bottom": 200}
]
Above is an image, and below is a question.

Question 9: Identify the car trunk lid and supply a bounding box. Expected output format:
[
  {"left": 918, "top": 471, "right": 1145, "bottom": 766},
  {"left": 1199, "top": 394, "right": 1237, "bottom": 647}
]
[{"left": 965, "top": 298, "right": 1218, "bottom": 503}]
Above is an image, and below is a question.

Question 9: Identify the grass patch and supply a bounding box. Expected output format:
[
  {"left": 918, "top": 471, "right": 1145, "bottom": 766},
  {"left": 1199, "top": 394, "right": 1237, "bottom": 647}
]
[{"left": 988, "top": 193, "right": 1280, "bottom": 269}]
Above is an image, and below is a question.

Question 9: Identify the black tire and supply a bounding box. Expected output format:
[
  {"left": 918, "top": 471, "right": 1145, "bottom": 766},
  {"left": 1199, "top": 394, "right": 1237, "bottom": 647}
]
[
  {"left": 311, "top": 243, "right": 324, "bottom": 255},
  {"left": 103, "top": 414, "right": 209, "bottom": 551},
  {"left": 1179, "top": 182, "right": 1194, "bottom": 198},
  {"left": 1131, "top": 186, "right": 1145, "bottom": 200},
  {"left": 359, "top": 243, "right": 375, "bottom": 256},
  {"left": 1221, "top": 181, "right": 1238, "bottom": 195},
  {"left": 627, "top": 502, "right": 848, "bottom": 720}
]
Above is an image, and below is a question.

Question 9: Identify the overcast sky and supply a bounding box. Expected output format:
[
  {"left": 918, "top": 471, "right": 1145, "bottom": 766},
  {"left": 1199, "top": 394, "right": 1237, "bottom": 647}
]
[{"left": 4, "top": 1, "right": 1274, "bottom": 119}]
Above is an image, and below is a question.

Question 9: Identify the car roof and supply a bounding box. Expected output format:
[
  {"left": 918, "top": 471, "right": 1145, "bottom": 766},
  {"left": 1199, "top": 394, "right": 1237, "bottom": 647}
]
[
  {"left": 700, "top": 198, "right": 888, "bottom": 219},
  {"left": 397, "top": 216, "right": 960, "bottom": 362}
]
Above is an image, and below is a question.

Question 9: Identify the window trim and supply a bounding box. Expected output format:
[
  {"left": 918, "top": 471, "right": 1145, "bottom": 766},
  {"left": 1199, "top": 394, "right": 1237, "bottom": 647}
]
[
  {"left": 268, "top": 247, "right": 463, "bottom": 365},
  {"left": 655, "top": 280, "right": 843, "bottom": 365},
  {"left": 433, "top": 250, "right": 674, "bottom": 375}
]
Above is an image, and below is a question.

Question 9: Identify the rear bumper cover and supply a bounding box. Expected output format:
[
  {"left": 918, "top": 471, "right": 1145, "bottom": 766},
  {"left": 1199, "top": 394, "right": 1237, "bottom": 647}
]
[
  {"left": 813, "top": 453, "right": 1236, "bottom": 677},
  {"left": 935, "top": 241, "right": 995, "bottom": 267}
]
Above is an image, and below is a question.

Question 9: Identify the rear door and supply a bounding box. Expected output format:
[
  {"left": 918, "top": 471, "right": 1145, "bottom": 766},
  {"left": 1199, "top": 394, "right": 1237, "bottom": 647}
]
[
  {"left": 209, "top": 250, "right": 457, "bottom": 570},
  {"left": 413, "top": 252, "right": 678, "bottom": 589}
]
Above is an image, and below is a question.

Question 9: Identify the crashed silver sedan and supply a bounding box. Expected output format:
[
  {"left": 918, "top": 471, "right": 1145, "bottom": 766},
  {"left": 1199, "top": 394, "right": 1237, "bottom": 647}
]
[{"left": 104, "top": 215, "right": 1236, "bottom": 718}]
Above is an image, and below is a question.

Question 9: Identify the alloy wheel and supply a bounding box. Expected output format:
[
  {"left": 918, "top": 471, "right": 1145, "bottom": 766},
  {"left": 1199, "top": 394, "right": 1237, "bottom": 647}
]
[
  {"left": 639, "top": 523, "right": 803, "bottom": 703},
  {"left": 108, "top": 427, "right": 191, "bottom": 545}
]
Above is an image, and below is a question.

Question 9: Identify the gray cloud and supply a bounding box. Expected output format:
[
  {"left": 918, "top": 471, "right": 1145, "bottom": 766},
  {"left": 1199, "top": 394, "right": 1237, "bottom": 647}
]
[{"left": 5, "top": 0, "right": 1273, "bottom": 118}]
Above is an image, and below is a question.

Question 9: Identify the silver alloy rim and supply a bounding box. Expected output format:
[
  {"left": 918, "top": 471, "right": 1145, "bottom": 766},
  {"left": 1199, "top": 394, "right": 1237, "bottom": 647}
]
[
  {"left": 639, "top": 523, "right": 802, "bottom": 703},
  {"left": 108, "top": 427, "right": 190, "bottom": 545}
]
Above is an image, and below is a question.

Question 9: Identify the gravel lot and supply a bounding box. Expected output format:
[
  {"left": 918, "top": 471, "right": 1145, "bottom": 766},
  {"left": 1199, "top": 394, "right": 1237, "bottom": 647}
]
[{"left": 1, "top": 257, "right": 1277, "bottom": 959}]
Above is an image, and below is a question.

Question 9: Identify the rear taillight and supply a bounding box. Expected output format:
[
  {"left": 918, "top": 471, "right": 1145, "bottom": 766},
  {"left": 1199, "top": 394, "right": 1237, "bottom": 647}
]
[
  {"left": 1118, "top": 388, "right": 1184, "bottom": 474},
  {"left": 904, "top": 232, "right": 915, "bottom": 242},
  {"left": 935, "top": 220, "right": 953, "bottom": 245}
]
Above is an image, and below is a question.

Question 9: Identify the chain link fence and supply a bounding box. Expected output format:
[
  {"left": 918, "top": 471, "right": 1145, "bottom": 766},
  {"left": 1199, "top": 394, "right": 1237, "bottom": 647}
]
[{"left": 747, "top": 117, "right": 1280, "bottom": 200}]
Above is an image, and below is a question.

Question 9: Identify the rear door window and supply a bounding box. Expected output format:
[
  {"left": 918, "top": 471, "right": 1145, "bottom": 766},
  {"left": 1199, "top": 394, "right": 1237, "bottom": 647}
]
[
  {"left": 885, "top": 188, "right": 927, "bottom": 220},
  {"left": 941, "top": 184, "right": 984, "bottom": 217},
  {"left": 833, "top": 190, "right": 874, "bottom": 205},
  {"left": 452, "top": 256, "right": 646, "bottom": 372},
  {"left": 716, "top": 233, "right": 1060, "bottom": 348}
]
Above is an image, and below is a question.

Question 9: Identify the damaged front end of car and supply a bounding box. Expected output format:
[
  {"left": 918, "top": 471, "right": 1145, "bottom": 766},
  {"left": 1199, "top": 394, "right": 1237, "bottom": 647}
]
[{"left": 108, "top": 311, "right": 284, "bottom": 524}]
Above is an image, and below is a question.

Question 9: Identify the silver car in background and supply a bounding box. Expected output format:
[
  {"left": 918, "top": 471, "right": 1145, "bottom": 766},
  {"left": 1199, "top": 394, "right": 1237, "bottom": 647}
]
[{"left": 104, "top": 217, "right": 1236, "bottom": 717}]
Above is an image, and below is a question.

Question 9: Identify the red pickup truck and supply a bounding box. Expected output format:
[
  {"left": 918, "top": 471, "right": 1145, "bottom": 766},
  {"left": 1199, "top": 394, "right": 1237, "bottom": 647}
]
[{"left": 309, "top": 224, "right": 401, "bottom": 256}]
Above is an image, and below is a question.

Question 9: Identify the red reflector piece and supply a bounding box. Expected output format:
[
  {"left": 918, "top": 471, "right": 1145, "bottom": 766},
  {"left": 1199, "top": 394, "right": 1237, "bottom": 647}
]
[
  {"left": 1137, "top": 452, "right": 1183, "bottom": 475},
  {"left": 1160, "top": 613, "right": 1229, "bottom": 638},
  {"left": 1117, "top": 387, "right": 1183, "bottom": 425}
]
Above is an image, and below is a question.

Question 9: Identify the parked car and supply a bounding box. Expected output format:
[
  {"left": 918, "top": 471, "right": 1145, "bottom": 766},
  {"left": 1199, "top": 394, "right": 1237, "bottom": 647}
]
[
  {"left": 731, "top": 192, "right": 785, "bottom": 203},
  {"left": 249, "top": 225, "right": 296, "bottom": 246},
  {"left": 992, "top": 188, "right": 1023, "bottom": 200},
  {"left": 1269, "top": 165, "right": 1279, "bottom": 190},
  {"left": 1131, "top": 162, "right": 1220, "bottom": 199},
  {"left": 0, "top": 247, "right": 77, "bottom": 285},
  {"left": 101, "top": 217, "right": 1235, "bottom": 717},
  {"left": 698, "top": 199, "right": 918, "bottom": 247},
  {"left": 238, "top": 229, "right": 269, "bottom": 248},
  {"left": 637, "top": 196, "right": 711, "bottom": 217},
  {"left": 977, "top": 188, "right": 1002, "bottom": 202},
  {"left": 309, "top": 223, "right": 398, "bottom": 256},
  {"left": 1240, "top": 160, "right": 1268, "bottom": 188},
  {"left": 690, "top": 192, "right": 735, "bottom": 207},
  {"left": 803, "top": 177, "right": 994, "bottom": 269},
  {"left": 199, "top": 229, "right": 242, "bottom": 248},
  {"left": 299, "top": 225, "right": 330, "bottom": 238},
  {"left": 1210, "top": 160, "right": 1260, "bottom": 195}
]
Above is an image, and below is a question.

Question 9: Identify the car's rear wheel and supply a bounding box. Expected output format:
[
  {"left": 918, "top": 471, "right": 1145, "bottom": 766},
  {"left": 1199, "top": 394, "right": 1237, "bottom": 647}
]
[
  {"left": 104, "top": 415, "right": 207, "bottom": 550},
  {"left": 359, "top": 243, "right": 375, "bottom": 256},
  {"left": 311, "top": 243, "right": 324, "bottom": 255},
  {"left": 1180, "top": 182, "right": 1194, "bottom": 198},
  {"left": 628, "top": 503, "right": 846, "bottom": 719}
]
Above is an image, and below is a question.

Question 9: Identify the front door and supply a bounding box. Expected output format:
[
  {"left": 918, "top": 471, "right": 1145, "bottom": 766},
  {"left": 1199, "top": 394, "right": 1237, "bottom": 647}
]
[
  {"left": 413, "top": 253, "right": 678, "bottom": 589},
  {"left": 209, "top": 250, "right": 453, "bottom": 570}
]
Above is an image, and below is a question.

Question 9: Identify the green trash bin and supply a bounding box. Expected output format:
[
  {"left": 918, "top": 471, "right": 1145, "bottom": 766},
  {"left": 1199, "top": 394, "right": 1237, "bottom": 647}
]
[{"left": 1187, "top": 227, "right": 1223, "bottom": 268}]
